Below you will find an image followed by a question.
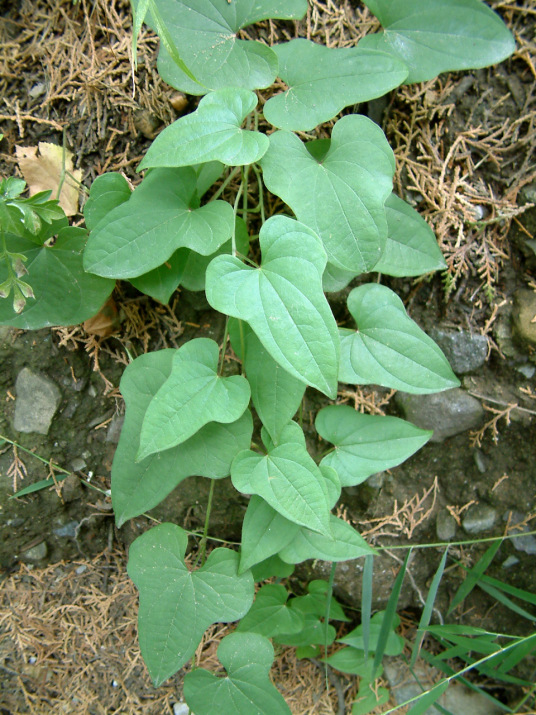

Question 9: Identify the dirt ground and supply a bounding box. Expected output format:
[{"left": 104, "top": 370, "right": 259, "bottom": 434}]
[{"left": 1, "top": 0, "right": 536, "bottom": 713}]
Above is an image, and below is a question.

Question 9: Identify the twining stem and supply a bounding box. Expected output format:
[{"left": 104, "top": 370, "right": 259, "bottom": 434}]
[
  {"left": 232, "top": 181, "right": 244, "bottom": 257},
  {"left": 252, "top": 164, "right": 266, "bottom": 224},
  {"left": 195, "top": 478, "right": 216, "bottom": 568},
  {"left": 209, "top": 166, "right": 241, "bottom": 202},
  {"left": 242, "top": 164, "right": 250, "bottom": 229},
  {"left": 218, "top": 316, "right": 230, "bottom": 376}
]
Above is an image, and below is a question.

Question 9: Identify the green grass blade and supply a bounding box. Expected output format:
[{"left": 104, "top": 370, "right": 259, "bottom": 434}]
[
  {"left": 131, "top": 0, "right": 150, "bottom": 70},
  {"left": 362, "top": 554, "right": 373, "bottom": 660},
  {"left": 479, "top": 573, "right": 536, "bottom": 607},
  {"left": 406, "top": 681, "right": 449, "bottom": 715},
  {"left": 478, "top": 581, "right": 536, "bottom": 622},
  {"left": 411, "top": 547, "right": 448, "bottom": 668},
  {"left": 447, "top": 539, "right": 502, "bottom": 615}
]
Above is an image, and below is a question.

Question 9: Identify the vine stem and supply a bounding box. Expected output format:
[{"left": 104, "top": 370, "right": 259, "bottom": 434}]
[
  {"left": 252, "top": 164, "right": 265, "bottom": 224},
  {"left": 324, "top": 562, "right": 336, "bottom": 690},
  {"left": 209, "top": 165, "right": 241, "bottom": 202},
  {"left": 195, "top": 478, "right": 216, "bottom": 568}
]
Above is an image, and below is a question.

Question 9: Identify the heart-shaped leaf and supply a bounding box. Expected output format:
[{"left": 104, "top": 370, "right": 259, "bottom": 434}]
[
  {"left": 260, "top": 115, "right": 395, "bottom": 273},
  {"left": 83, "top": 172, "right": 131, "bottom": 231},
  {"left": 128, "top": 524, "right": 254, "bottom": 687},
  {"left": 84, "top": 167, "right": 234, "bottom": 278},
  {"left": 112, "top": 349, "right": 253, "bottom": 526},
  {"left": 231, "top": 422, "right": 333, "bottom": 537},
  {"left": 139, "top": 90, "right": 268, "bottom": 170},
  {"left": 0, "top": 226, "right": 114, "bottom": 329},
  {"left": 206, "top": 215, "right": 339, "bottom": 397},
  {"left": 264, "top": 39, "right": 408, "bottom": 131},
  {"left": 147, "top": 0, "right": 307, "bottom": 94},
  {"left": 251, "top": 555, "right": 294, "bottom": 582},
  {"left": 316, "top": 404, "right": 432, "bottom": 487},
  {"left": 274, "top": 614, "right": 336, "bottom": 648},
  {"left": 373, "top": 193, "right": 446, "bottom": 276},
  {"left": 137, "top": 338, "right": 251, "bottom": 460},
  {"left": 129, "top": 217, "right": 250, "bottom": 303},
  {"left": 339, "top": 284, "right": 459, "bottom": 393},
  {"left": 338, "top": 611, "right": 404, "bottom": 655},
  {"left": 229, "top": 319, "right": 306, "bottom": 444},
  {"left": 361, "top": 0, "right": 515, "bottom": 83},
  {"left": 236, "top": 584, "right": 305, "bottom": 637},
  {"left": 183, "top": 632, "right": 291, "bottom": 715},
  {"left": 287, "top": 580, "right": 349, "bottom": 622}
]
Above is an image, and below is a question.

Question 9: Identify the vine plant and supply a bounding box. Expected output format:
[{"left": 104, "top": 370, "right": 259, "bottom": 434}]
[{"left": 0, "top": 1, "right": 515, "bottom": 712}]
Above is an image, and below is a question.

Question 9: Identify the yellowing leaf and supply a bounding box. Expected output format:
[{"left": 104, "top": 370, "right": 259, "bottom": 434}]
[{"left": 15, "top": 142, "right": 82, "bottom": 216}]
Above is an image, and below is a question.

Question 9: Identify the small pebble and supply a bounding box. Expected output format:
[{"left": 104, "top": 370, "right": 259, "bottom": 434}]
[
  {"left": 76, "top": 565, "right": 87, "bottom": 575},
  {"left": 462, "top": 504, "right": 497, "bottom": 534},
  {"left": 502, "top": 555, "right": 520, "bottom": 569},
  {"left": 436, "top": 510, "right": 457, "bottom": 541},
  {"left": 173, "top": 703, "right": 190, "bottom": 715}
]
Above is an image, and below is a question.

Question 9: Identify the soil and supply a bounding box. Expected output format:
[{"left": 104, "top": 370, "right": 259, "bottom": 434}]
[{"left": 1, "top": 0, "right": 535, "bottom": 713}]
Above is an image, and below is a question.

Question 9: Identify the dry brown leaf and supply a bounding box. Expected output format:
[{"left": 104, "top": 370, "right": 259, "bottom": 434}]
[{"left": 15, "top": 142, "right": 82, "bottom": 216}]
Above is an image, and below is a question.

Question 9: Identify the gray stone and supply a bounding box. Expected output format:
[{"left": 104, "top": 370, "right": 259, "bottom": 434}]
[
  {"left": 366, "top": 472, "right": 385, "bottom": 489},
  {"left": 502, "top": 555, "right": 520, "bottom": 569},
  {"left": 473, "top": 449, "right": 487, "bottom": 473},
  {"left": 512, "top": 289, "right": 536, "bottom": 348},
  {"left": 463, "top": 503, "right": 497, "bottom": 534},
  {"left": 53, "top": 520, "right": 79, "bottom": 538},
  {"left": 20, "top": 540, "right": 48, "bottom": 562},
  {"left": 14, "top": 368, "right": 61, "bottom": 435},
  {"left": 70, "top": 457, "right": 87, "bottom": 472},
  {"left": 106, "top": 414, "right": 125, "bottom": 443},
  {"left": 395, "top": 389, "right": 484, "bottom": 442},
  {"left": 503, "top": 511, "right": 536, "bottom": 555},
  {"left": 429, "top": 329, "right": 488, "bottom": 374},
  {"left": 516, "top": 364, "right": 535, "bottom": 378},
  {"left": 436, "top": 510, "right": 457, "bottom": 541}
]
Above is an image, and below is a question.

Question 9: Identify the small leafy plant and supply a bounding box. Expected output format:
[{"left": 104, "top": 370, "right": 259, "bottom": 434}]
[{"left": 0, "top": 0, "right": 517, "bottom": 712}]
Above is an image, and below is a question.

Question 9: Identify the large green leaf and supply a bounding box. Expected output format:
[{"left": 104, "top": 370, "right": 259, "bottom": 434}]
[
  {"left": 139, "top": 90, "right": 268, "bottom": 170},
  {"left": 112, "top": 349, "right": 253, "bottom": 526},
  {"left": 229, "top": 318, "right": 305, "bottom": 444},
  {"left": 260, "top": 116, "right": 395, "bottom": 273},
  {"left": 147, "top": 0, "right": 307, "bottom": 94},
  {"left": 206, "top": 215, "right": 339, "bottom": 398},
  {"left": 361, "top": 0, "right": 515, "bottom": 83},
  {"left": 128, "top": 524, "right": 254, "bottom": 687},
  {"left": 84, "top": 167, "right": 234, "bottom": 278},
  {"left": 129, "top": 217, "right": 250, "bottom": 303},
  {"left": 337, "top": 611, "right": 405, "bottom": 655},
  {"left": 183, "top": 632, "right": 291, "bottom": 715},
  {"left": 339, "top": 284, "right": 459, "bottom": 393},
  {"left": 236, "top": 584, "right": 304, "bottom": 637},
  {"left": 316, "top": 404, "right": 431, "bottom": 487},
  {"left": 137, "top": 338, "right": 251, "bottom": 460},
  {"left": 83, "top": 172, "right": 131, "bottom": 231},
  {"left": 374, "top": 194, "right": 446, "bottom": 276},
  {"left": 231, "top": 422, "right": 333, "bottom": 537},
  {"left": 264, "top": 40, "right": 408, "bottom": 131},
  {"left": 0, "top": 227, "right": 114, "bottom": 328}
]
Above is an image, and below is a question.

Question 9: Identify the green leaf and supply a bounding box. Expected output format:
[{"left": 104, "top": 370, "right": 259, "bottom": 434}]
[
  {"left": 338, "top": 612, "right": 404, "bottom": 656},
  {"left": 406, "top": 681, "right": 449, "bottom": 715},
  {"left": 264, "top": 39, "right": 408, "bottom": 131},
  {"left": 139, "top": 90, "right": 268, "bottom": 170},
  {"left": 448, "top": 539, "right": 502, "bottom": 615},
  {"left": 274, "top": 613, "right": 336, "bottom": 648},
  {"left": 206, "top": 215, "right": 339, "bottom": 398},
  {"left": 239, "top": 496, "right": 300, "bottom": 574},
  {"left": 129, "top": 216, "right": 249, "bottom": 302},
  {"left": 361, "top": 0, "right": 515, "bottom": 83},
  {"left": 231, "top": 422, "right": 333, "bottom": 536},
  {"left": 137, "top": 338, "right": 251, "bottom": 460},
  {"left": 83, "top": 172, "right": 131, "bottom": 231},
  {"left": 251, "top": 555, "right": 295, "bottom": 582},
  {"left": 127, "top": 523, "right": 254, "bottom": 687},
  {"left": 260, "top": 116, "right": 395, "bottom": 273},
  {"left": 0, "top": 227, "right": 114, "bottom": 329},
  {"left": 339, "top": 284, "right": 459, "bottom": 393},
  {"left": 373, "top": 550, "right": 410, "bottom": 676},
  {"left": 374, "top": 194, "right": 446, "bottom": 276},
  {"left": 84, "top": 167, "right": 234, "bottom": 278},
  {"left": 290, "top": 580, "right": 350, "bottom": 622},
  {"left": 316, "top": 404, "right": 432, "bottom": 487},
  {"left": 322, "top": 262, "right": 357, "bottom": 293},
  {"left": 229, "top": 318, "right": 306, "bottom": 444},
  {"left": 236, "top": 584, "right": 305, "bottom": 637},
  {"left": 411, "top": 548, "right": 449, "bottom": 668},
  {"left": 183, "top": 632, "right": 291, "bottom": 715},
  {"left": 111, "top": 349, "right": 253, "bottom": 526},
  {"left": 326, "top": 650, "right": 376, "bottom": 677},
  {"left": 352, "top": 682, "right": 389, "bottom": 715},
  {"left": 150, "top": 0, "right": 307, "bottom": 95}
]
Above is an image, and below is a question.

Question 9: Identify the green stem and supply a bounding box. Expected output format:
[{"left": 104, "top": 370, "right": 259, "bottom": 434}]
[
  {"left": 242, "top": 164, "right": 250, "bottom": 230},
  {"left": 324, "top": 562, "right": 337, "bottom": 690},
  {"left": 209, "top": 166, "right": 241, "bottom": 202},
  {"left": 196, "top": 478, "right": 216, "bottom": 568},
  {"left": 375, "top": 532, "right": 536, "bottom": 552},
  {"left": 218, "top": 316, "right": 230, "bottom": 375},
  {"left": 1, "top": 433, "right": 70, "bottom": 475},
  {"left": 232, "top": 181, "right": 244, "bottom": 257},
  {"left": 252, "top": 164, "right": 265, "bottom": 224}
]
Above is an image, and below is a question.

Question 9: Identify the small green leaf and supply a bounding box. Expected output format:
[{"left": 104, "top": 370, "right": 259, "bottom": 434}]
[
  {"left": 151, "top": 0, "right": 307, "bottom": 94},
  {"left": 291, "top": 580, "right": 350, "bottom": 622},
  {"left": 264, "top": 39, "right": 408, "bottom": 131},
  {"left": 231, "top": 422, "right": 333, "bottom": 537},
  {"left": 239, "top": 496, "right": 299, "bottom": 574},
  {"left": 0, "top": 227, "right": 114, "bottom": 329},
  {"left": 251, "top": 554, "right": 295, "bottom": 582},
  {"left": 84, "top": 167, "right": 234, "bottom": 278},
  {"left": 206, "top": 215, "right": 340, "bottom": 398},
  {"left": 183, "top": 632, "right": 291, "bottom": 715},
  {"left": 260, "top": 116, "right": 395, "bottom": 273},
  {"left": 229, "top": 319, "right": 306, "bottom": 444},
  {"left": 236, "top": 584, "right": 305, "bottom": 637},
  {"left": 316, "top": 404, "right": 432, "bottom": 487},
  {"left": 139, "top": 90, "right": 268, "bottom": 170},
  {"left": 352, "top": 682, "right": 389, "bottom": 715},
  {"left": 137, "top": 338, "right": 251, "bottom": 460},
  {"left": 326, "top": 650, "right": 376, "bottom": 677},
  {"left": 112, "top": 349, "right": 253, "bottom": 526},
  {"left": 83, "top": 172, "right": 131, "bottom": 231},
  {"left": 274, "top": 614, "right": 336, "bottom": 648},
  {"left": 339, "top": 284, "right": 459, "bottom": 393},
  {"left": 338, "top": 611, "right": 404, "bottom": 655},
  {"left": 361, "top": 0, "right": 515, "bottom": 83},
  {"left": 128, "top": 524, "right": 254, "bottom": 687}
]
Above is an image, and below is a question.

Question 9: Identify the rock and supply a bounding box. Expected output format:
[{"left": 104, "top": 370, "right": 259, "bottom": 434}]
[
  {"left": 395, "top": 389, "right": 484, "bottom": 442},
  {"left": 473, "top": 449, "right": 487, "bottom": 473},
  {"left": 503, "top": 511, "right": 536, "bottom": 555},
  {"left": 436, "top": 510, "right": 457, "bottom": 541},
  {"left": 20, "top": 540, "right": 48, "bottom": 562},
  {"left": 53, "top": 520, "right": 79, "bottom": 538},
  {"left": 512, "top": 289, "right": 536, "bottom": 349},
  {"left": 13, "top": 368, "right": 61, "bottom": 435},
  {"left": 106, "top": 414, "right": 124, "bottom": 443},
  {"left": 61, "top": 473, "right": 84, "bottom": 502},
  {"left": 429, "top": 329, "right": 488, "bottom": 374},
  {"left": 502, "top": 555, "right": 520, "bottom": 569},
  {"left": 462, "top": 504, "right": 497, "bottom": 534},
  {"left": 172, "top": 704, "right": 189, "bottom": 715}
]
